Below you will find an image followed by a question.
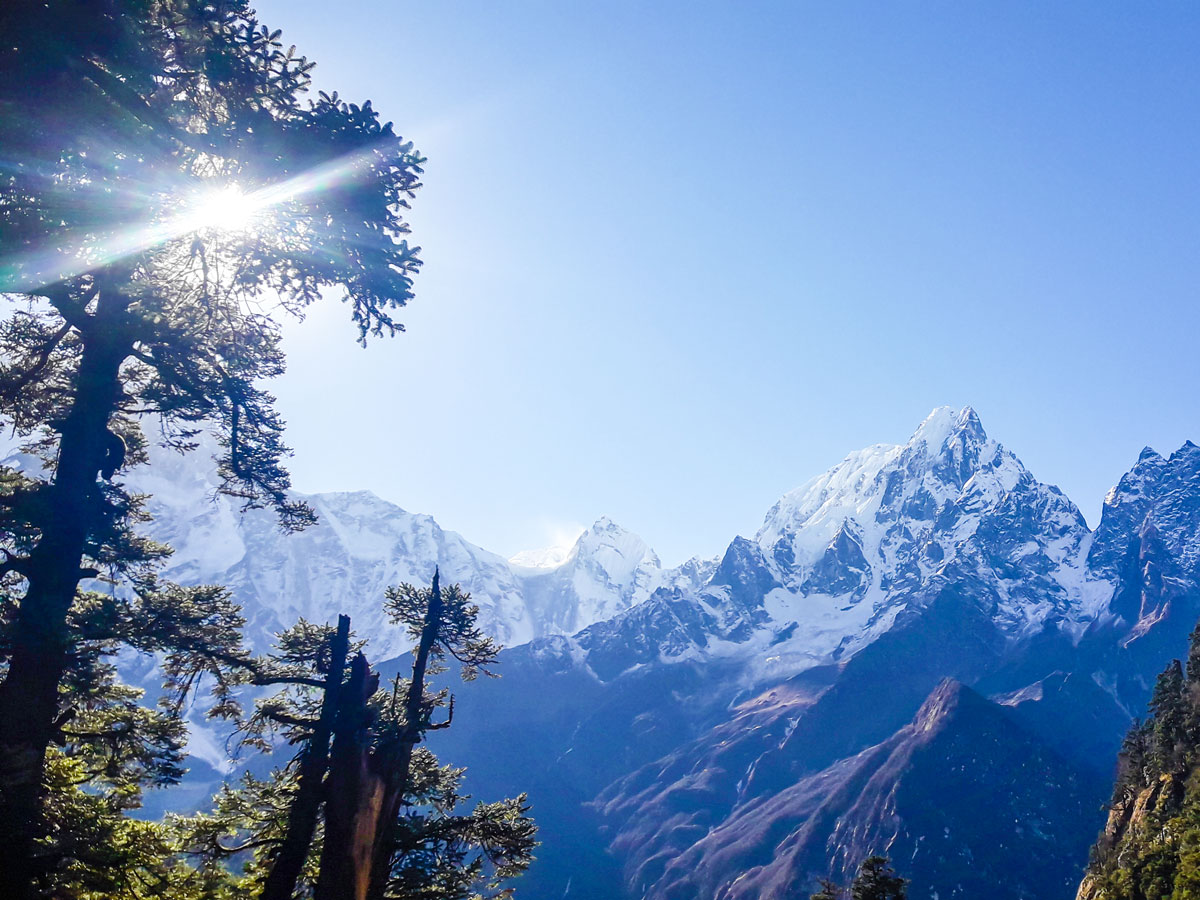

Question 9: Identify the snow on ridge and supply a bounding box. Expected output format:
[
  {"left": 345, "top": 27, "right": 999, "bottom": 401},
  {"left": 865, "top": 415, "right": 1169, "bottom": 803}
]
[
  {"left": 9, "top": 406, "right": 1194, "bottom": 680},
  {"left": 756, "top": 442, "right": 900, "bottom": 552},
  {"left": 129, "top": 438, "right": 667, "bottom": 656},
  {"left": 572, "top": 516, "right": 662, "bottom": 580},
  {"left": 712, "top": 406, "right": 1115, "bottom": 675},
  {"left": 756, "top": 406, "right": 1003, "bottom": 568},
  {"left": 908, "top": 405, "right": 965, "bottom": 451},
  {"left": 509, "top": 518, "right": 661, "bottom": 584},
  {"left": 509, "top": 544, "right": 576, "bottom": 570},
  {"left": 510, "top": 517, "right": 668, "bottom": 637}
]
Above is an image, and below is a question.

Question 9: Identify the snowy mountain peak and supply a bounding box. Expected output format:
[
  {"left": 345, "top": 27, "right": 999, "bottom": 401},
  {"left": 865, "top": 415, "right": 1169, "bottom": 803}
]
[
  {"left": 119, "top": 435, "right": 670, "bottom": 657},
  {"left": 1092, "top": 440, "right": 1200, "bottom": 583},
  {"left": 908, "top": 405, "right": 984, "bottom": 453},
  {"left": 721, "top": 406, "right": 1093, "bottom": 657},
  {"left": 572, "top": 517, "right": 661, "bottom": 571},
  {"left": 509, "top": 518, "right": 659, "bottom": 575},
  {"left": 756, "top": 407, "right": 1013, "bottom": 565},
  {"left": 514, "top": 519, "right": 665, "bottom": 637},
  {"left": 903, "top": 406, "right": 997, "bottom": 488}
]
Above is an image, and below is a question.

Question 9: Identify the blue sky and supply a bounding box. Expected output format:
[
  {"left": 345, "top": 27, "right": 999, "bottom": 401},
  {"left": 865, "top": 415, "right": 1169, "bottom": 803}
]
[{"left": 254, "top": 1, "right": 1200, "bottom": 565}]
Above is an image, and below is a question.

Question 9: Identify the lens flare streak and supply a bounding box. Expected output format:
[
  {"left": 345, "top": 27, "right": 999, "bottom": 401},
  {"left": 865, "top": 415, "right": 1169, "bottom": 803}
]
[{"left": 0, "top": 144, "right": 385, "bottom": 293}]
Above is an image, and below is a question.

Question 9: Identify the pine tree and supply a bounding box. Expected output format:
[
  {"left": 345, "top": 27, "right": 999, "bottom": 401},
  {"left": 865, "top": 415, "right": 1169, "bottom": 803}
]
[
  {"left": 1150, "top": 659, "right": 1188, "bottom": 775},
  {"left": 0, "top": 1, "right": 423, "bottom": 894},
  {"left": 249, "top": 616, "right": 355, "bottom": 900},
  {"left": 811, "top": 878, "right": 845, "bottom": 900},
  {"left": 1113, "top": 718, "right": 1153, "bottom": 800},
  {"left": 1078, "top": 625, "right": 1200, "bottom": 898},
  {"left": 183, "top": 576, "right": 535, "bottom": 900},
  {"left": 363, "top": 570, "right": 505, "bottom": 899},
  {"left": 850, "top": 855, "right": 907, "bottom": 900}
]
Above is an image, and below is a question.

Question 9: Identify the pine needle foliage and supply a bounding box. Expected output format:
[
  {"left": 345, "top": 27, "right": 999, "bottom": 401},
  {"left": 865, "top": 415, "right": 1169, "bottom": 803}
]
[
  {"left": 810, "top": 855, "right": 907, "bottom": 900},
  {"left": 179, "top": 580, "right": 535, "bottom": 900},
  {"left": 1081, "top": 623, "right": 1200, "bottom": 899},
  {"left": 0, "top": 0, "right": 423, "bottom": 894}
]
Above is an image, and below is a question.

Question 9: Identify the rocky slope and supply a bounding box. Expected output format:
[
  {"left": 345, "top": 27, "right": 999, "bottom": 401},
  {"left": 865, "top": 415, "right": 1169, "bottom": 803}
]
[{"left": 603, "top": 679, "right": 1104, "bottom": 900}]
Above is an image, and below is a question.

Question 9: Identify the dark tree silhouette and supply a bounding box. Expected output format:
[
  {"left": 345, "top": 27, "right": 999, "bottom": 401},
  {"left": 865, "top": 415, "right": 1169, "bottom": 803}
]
[
  {"left": 0, "top": 0, "right": 423, "bottom": 894},
  {"left": 850, "top": 855, "right": 907, "bottom": 900}
]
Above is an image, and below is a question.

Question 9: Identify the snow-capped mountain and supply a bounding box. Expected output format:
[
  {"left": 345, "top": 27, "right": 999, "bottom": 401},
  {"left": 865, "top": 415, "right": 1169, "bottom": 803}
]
[
  {"left": 127, "top": 438, "right": 677, "bottom": 660},
  {"left": 425, "top": 407, "right": 1200, "bottom": 900},
  {"left": 757, "top": 406, "right": 1095, "bottom": 635},
  {"left": 524, "top": 406, "right": 1114, "bottom": 690},
  {"left": 510, "top": 517, "right": 716, "bottom": 637},
  {"left": 15, "top": 405, "right": 1199, "bottom": 900}
]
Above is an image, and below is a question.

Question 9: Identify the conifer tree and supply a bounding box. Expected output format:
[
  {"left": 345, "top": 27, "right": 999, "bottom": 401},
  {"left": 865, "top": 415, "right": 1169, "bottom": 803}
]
[
  {"left": 1149, "top": 658, "right": 1188, "bottom": 775},
  {"left": 1079, "top": 625, "right": 1200, "bottom": 898},
  {"left": 0, "top": 1, "right": 423, "bottom": 894},
  {"left": 183, "top": 577, "right": 535, "bottom": 900},
  {"left": 850, "top": 855, "right": 906, "bottom": 900},
  {"left": 254, "top": 616, "right": 354, "bottom": 900},
  {"left": 811, "top": 878, "right": 845, "bottom": 900},
  {"left": 362, "top": 569, "right": 505, "bottom": 899},
  {"left": 1112, "top": 718, "right": 1152, "bottom": 800},
  {"left": 812, "top": 856, "right": 906, "bottom": 900}
]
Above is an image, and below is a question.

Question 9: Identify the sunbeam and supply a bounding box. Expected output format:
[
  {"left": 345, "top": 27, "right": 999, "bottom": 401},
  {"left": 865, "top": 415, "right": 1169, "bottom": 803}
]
[{"left": 0, "top": 143, "right": 387, "bottom": 294}]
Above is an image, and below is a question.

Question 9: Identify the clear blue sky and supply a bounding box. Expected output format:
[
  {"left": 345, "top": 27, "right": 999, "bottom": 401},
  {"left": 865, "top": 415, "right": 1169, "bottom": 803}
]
[{"left": 254, "top": 1, "right": 1200, "bottom": 565}]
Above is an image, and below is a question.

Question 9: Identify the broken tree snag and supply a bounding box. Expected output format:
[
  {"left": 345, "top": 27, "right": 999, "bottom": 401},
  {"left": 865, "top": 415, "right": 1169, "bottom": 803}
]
[
  {"left": 261, "top": 614, "right": 351, "bottom": 900},
  {"left": 364, "top": 568, "right": 446, "bottom": 900},
  {"left": 315, "top": 651, "right": 381, "bottom": 900}
]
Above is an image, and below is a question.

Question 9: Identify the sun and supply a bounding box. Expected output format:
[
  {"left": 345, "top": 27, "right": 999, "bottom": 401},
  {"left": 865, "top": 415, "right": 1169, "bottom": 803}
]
[
  {"left": 5, "top": 145, "right": 381, "bottom": 291},
  {"left": 182, "top": 184, "right": 262, "bottom": 234}
]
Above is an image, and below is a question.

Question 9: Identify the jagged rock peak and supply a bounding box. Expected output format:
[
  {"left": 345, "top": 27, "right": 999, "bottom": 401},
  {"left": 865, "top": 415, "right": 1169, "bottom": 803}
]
[
  {"left": 1092, "top": 437, "right": 1200, "bottom": 582},
  {"left": 756, "top": 406, "right": 1030, "bottom": 566},
  {"left": 912, "top": 677, "right": 975, "bottom": 732},
  {"left": 908, "top": 405, "right": 987, "bottom": 452},
  {"left": 744, "top": 406, "right": 1098, "bottom": 644}
]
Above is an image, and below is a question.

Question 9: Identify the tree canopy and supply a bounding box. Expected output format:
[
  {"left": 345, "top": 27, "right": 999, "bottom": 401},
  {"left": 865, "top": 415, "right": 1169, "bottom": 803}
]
[
  {"left": 811, "top": 855, "right": 907, "bottom": 900},
  {"left": 182, "top": 577, "right": 535, "bottom": 900},
  {"left": 0, "top": 0, "right": 425, "bottom": 895},
  {"left": 1080, "top": 622, "right": 1200, "bottom": 899}
]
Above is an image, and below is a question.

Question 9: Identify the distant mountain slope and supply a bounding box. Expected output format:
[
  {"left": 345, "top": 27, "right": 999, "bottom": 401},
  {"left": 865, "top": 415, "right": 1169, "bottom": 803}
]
[
  {"left": 511, "top": 407, "right": 1110, "bottom": 692},
  {"left": 126, "top": 437, "right": 676, "bottom": 660},
  {"left": 612, "top": 680, "right": 1105, "bottom": 900}
]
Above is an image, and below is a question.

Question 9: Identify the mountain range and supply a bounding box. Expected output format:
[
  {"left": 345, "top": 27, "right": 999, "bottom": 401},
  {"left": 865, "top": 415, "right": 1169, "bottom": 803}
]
[
  {"left": 71, "top": 407, "right": 1200, "bottom": 898},
  {"left": 129, "top": 438, "right": 710, "bottom": 663}
]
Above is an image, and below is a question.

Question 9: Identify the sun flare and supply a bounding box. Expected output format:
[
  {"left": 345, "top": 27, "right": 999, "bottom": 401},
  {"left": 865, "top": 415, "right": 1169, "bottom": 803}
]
[
  {"left": 183, "top": 185, "right": 261, "bottom": 234},
  {"left": 1, "top": 144, "right": 382, "bottom": 293}
]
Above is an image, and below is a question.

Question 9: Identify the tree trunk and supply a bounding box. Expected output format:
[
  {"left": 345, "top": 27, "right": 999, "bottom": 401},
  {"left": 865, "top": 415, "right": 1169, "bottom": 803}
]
[
  {"left": 315, "top": 651, "right": 382, "bottom": 900},
  {"left": 0, "top": 285, "right": 131, "bottom": 899},
  {"left": 364, "top": 569, "right": 445, "bottom": 900},
  {"left": 316, "top": 571, "right": 445, "bottom": 900},
  {"left": 261, "top": 614, "right": 351, "bottom": 900}
]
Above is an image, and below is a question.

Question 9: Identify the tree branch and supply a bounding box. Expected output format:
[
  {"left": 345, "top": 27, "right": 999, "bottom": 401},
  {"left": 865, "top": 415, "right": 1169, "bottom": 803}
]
[
  {"left": 426, "top": 695, "right": 454, "bottom": 731},
  {"left": 0, "top": 321, "right": 71, "bottom": 402}
]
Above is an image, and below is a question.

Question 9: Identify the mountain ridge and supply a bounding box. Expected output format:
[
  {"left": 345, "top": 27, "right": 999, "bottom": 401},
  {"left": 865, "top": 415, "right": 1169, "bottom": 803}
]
[
  {"left": 425, "top": 408, "right": 1200, "bottom": 900},
  {"left": 11, "top": 407, "right": 1200, "bottom": 899}
]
